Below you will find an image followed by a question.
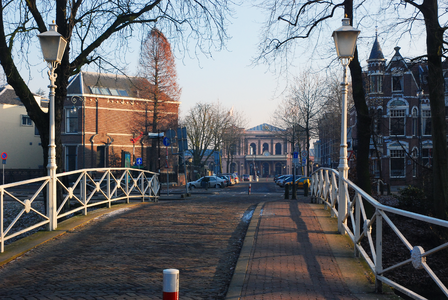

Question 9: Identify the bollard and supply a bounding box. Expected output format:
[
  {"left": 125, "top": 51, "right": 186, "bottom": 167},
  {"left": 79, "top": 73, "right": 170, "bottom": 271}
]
[
  {"left": 284, "top": 185, "right": 289, "bottom": 199},
  {"left": 248, "top": 183, "right": 251, "bottom": 195},
  {"left": 304, "top": 181, "right": 309, "bottom": 197},
  {"left": 163, "top": 269, "right": 179, "bottom": 300}
]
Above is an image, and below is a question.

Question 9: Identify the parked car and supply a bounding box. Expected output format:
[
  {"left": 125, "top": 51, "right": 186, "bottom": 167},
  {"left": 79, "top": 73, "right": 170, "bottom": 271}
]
[
  {"left": 217, "top": 175, "right": 230, "bottom": 186},
  {"left": 277, "top": 175, "right": 292, "bottom": 187},
  {"left": 275, "top": 174, "right": 291, "bottom": 184},
  {"left": 278, "top": 175, "right": 294, "bottom": 187},
  {"left": 242, "top": 174, "right": 250, "bottom": 181},
  {"left": 220, "top": 173, "right": 237, "bottom": 185},
  {"left": 285, "top": 176, "right": 311, "bottom": 189},
  {"left": 188, "top": 176, "right": 226, "bottom": 189}
]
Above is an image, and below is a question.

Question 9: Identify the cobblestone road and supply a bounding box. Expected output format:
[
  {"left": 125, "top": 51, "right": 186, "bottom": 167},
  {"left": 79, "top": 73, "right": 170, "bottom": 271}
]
[{"left": 0, "top": 188, "right": 270, "bottom": 300}]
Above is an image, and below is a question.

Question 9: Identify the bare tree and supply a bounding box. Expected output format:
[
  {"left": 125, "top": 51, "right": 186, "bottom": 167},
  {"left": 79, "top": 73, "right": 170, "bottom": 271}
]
[
  {"left": 288, "top": 72, "right": 325, "bottom": 175},
  {"left": 182, "top": 101, "right": 235, "bottom": 174},
  {"left": 0, "top": 0, "right": 233, "bottom": 176},
  {"left": 255, "top": 0, "right": 373, "bottom": 196},
  {"left": 222, "top": 109, "right": 247, "bottom": 172}
]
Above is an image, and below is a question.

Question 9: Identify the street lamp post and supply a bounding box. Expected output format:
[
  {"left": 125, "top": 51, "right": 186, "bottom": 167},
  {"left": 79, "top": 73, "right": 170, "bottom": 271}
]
[
  {"left": 332, "top": 17, "right": 360, "bottom": 234},
  {"left": 38, "top": 22, "right": 67, "bottom": 230}
]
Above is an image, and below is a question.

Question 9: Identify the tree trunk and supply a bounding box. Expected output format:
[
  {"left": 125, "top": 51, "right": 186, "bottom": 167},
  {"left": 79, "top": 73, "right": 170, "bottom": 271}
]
[
  {"left": 421, "top": 0, "right": 448, "bottom": 219},
  {"left": 346, "top": 3, "right": 372, "bottom": 196}
]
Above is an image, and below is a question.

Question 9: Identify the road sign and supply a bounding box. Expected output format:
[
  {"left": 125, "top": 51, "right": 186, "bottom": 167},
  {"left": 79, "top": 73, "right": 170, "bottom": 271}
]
[
  {"left": 148, "top": 132, "right": 164, "bottom": 138},
  {"left": 1, "top": 152, "right": 7, "bottom": 160},
  {"left": 302, "top": 150, "right": 307, "bottom": 158},
  {"left": 293, "top": 151, "right": 298, "bottom": 159},
  {"left": 163, "top": 137, "right": 170, "bottom": 146},
  {"left": 136, "top": 157, "right": 143, "bottom": 165},
  {"left": 302, "top": 158, "right": 306, "bottom": 165}
]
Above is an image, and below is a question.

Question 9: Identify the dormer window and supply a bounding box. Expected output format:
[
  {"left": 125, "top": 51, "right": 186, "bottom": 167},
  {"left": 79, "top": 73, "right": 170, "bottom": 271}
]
[{"left": 392, "top": 75, "right": 403, "bottom": 92}]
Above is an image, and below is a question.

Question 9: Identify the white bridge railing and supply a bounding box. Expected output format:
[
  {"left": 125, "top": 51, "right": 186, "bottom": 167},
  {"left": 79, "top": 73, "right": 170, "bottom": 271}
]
[
  {"left": 311, "top": 168, "right": 448, "bottom": 299},
  {"left": 0, "top": 168, "right": 159, "bottom": 253}
]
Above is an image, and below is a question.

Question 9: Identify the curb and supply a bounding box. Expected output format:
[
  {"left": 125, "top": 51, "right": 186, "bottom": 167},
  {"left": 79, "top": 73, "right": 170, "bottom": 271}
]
[{"left": 225, "top": 202, "right": 265, "bottom": 300}]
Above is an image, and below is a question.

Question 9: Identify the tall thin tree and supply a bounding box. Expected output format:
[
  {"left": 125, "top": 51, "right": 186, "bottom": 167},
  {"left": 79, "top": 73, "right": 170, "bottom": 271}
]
[{"left": 138, "top": 28, "right": 181, "bottom": 170}]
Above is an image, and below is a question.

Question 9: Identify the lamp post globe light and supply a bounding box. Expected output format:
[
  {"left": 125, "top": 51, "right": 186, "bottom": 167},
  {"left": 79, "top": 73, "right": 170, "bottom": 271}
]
[
  {"left": 332, "top": 17, "right": 360, "bottom": 234},
  {"left": 38, "top": 22, "right": 67, "bottom": 230}
]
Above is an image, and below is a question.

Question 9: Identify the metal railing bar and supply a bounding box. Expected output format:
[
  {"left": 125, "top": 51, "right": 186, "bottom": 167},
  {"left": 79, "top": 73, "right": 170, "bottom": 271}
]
[
  {"left": 422, "top": 241, "right": 448, "bottom": 257},
  {"left": 422, "top": 262, "right": 448, "bottom": 296},
  {"left": 380, "top": 258, "right": 412, "bottom": 274},
  {"left": 379, "top": 210, "right": 413, "bottom": 251},
  {"left": 3, "top": 220, "right": 50, "bottom": 241},
  {"left": 356, "top": 245, "right": 375, "bottom": 271},
  {"left": 377, "top": 275, "right": 428, "bottom": 300}
]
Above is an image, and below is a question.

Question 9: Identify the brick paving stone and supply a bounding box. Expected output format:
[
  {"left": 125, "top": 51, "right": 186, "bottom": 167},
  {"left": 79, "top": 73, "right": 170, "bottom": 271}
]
[
  {"left": 0, "top": 195, "right": 261, "bottom": 300},
  {"left": 240, "top": 199, "right": 358, "bottom": 300}
]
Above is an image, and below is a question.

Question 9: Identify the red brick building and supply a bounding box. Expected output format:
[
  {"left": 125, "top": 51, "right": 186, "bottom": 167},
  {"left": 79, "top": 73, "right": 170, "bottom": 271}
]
[
  {"left": 62, "top": 72, "right": 179, "bottom": 173},
  {"left": 347, "top": 34, "right": 448, "bottom": 187}
]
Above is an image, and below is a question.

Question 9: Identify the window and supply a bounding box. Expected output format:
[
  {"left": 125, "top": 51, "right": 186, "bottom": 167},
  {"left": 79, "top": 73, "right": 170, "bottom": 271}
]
[
  {"left": 372, "top": 108, "right": 383, "bottom": 134},
  {"left": 412, "top": 148, "right": 418, "bottom": 178},
  {"left": 390, "top": 149, "right": 405, "bottom": 178},
  {"left": 412, "top": 107, "right": 418, "bottom": 136},
  {"left": 275, "top": 143, "right": 282, "bottom": 155},
  {"left": 392, "top": 75, "right": 403, "bottom": 92},
  {"left": 390, "top": 109, "right": 405, "bottom": 136},
  {"left": 89, "top": 86, "right": 101, "bottom": 94},
  {"left": 422, "top": 109, "right": 431, "bottom": 136},
  {"left": 118, "top": 89, "right": 128, "bottom": 96},
  {"left": 250, "top": 143, "right": 256, "bottom": 155},
  {"left": 422, "top": 147, "right": 432, "bottom": 167},
  {"left": 66, "top": 109, "right": 78, "bottom": 133},
  {"left": 65, "top": 146, "right": 77, "bottom": 171},
  {"left": 97, "top": 145, "right": 106, "bottom": 168},
  {"left": 262, "top": 143, "right": 269, "bottom": 154},
  {"left": 370, "top": 75, "right": 383, "bottom": 93},
  {"left": 99, "top": 87, "right": 111, "bottom": 95},
  {"left": 109, "top": 88, "right": 120, "bottom": 96},
  {"left": 21, "top": 115, "right": 32, "bottom": 126}
]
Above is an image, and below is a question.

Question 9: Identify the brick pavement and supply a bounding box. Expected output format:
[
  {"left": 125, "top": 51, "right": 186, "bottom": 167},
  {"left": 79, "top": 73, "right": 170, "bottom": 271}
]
[
  {"left": 234, "top": 199, "right": 392, "bottom": 300},
  {"left": 0, "top": 196, "right": 261, "bottom": 300}
]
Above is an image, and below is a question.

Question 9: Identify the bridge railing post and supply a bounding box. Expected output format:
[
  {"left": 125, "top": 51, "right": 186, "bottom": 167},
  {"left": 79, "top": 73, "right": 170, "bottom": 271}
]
[
  {"left": 107, "top": 170, "right": 111, "bottom": 208},
  {"left": 354, "top": 193, "right": 361, "bottom": 257},
  {"left": 82, "top": 171, "right": 87, "bottom": 215},
  {"left": 375, "top": 211, "right": 383, "bottom": 293}
]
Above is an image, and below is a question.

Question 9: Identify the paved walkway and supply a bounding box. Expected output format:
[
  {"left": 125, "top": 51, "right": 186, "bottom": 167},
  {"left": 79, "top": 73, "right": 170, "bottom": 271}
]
[{"left": 226, "top": 199, "right": 397, "bottom": 300}]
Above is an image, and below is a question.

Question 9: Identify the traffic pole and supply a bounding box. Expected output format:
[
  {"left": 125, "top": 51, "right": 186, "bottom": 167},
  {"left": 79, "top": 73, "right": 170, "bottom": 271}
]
[
  {"left": 248, "top": 184, "right": 251, "bottom": 195},
  {"left": 163, "top": 269, "right": 179, "bottom": 300}
]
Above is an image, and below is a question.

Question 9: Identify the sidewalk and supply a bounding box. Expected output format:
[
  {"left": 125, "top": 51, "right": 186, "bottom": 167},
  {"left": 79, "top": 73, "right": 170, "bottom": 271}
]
[{"left": 226, "top": 198, "right": 398, "bottom": 300}]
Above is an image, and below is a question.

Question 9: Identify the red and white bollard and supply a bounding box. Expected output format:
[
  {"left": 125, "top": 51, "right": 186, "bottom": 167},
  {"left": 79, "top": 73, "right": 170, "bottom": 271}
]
[
  {"left": 248, "top": 184, "right": 251, "bottom": 195},
  {"left": 163, "top": 269, "right": 179, "bottom": 300}
]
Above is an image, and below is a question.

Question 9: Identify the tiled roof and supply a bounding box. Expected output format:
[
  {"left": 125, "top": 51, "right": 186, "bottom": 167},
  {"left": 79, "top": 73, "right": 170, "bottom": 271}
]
[
  {"left": 67, "top": 71, "right": 150, "bottom": 98},
  {"left": 0, "top": 85, "right": 23, "bottom": 105}
]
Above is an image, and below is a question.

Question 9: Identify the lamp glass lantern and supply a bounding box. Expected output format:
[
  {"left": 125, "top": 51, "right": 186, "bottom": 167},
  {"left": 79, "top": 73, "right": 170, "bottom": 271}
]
[
  {"left": 37, "top": 23, "right": 67, "bottom": 64},
  {"left": 332, "top": 18, "right": 360, "bottom": 62}
]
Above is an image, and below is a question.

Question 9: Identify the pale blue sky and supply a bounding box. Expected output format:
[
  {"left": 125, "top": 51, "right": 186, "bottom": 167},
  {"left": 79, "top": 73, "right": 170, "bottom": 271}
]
[{"left": 24, "top": 3, "right": 427, "bottom": 129}]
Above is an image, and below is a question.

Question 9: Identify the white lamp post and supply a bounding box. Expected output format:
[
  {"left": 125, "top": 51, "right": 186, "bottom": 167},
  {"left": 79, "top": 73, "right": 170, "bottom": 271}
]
[
  {"left": 38, "top": 22, "right": 67, "bottom": 230},
  {"left": 332, "top": 17, "right": 360, "bottom": 234}
]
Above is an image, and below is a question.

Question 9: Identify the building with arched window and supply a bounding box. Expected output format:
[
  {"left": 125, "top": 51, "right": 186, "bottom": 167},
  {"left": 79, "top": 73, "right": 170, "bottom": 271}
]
[
  {"left": 221, "top": 123, "right": 308, "bottom": 178},
  {"left": 346, "top": 34, "right": 446, "bottom": 187}
]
